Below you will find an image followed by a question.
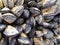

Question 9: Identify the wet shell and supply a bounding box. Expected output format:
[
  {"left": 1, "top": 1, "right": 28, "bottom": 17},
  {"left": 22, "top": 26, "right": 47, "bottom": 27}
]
[
  {"left": 11, "top": 5, "right": 24, "bottom": 17},
  {"left": 35, "top": 15, "right": 44, "bottom": 24},
  {"left": 15, "top": 26, "right": 22, "bottom": 33},
  {"left": 2, "top": 0, "right": 14, "bottom": 8},
  {"left": 44, "top": 30, "right": 54, "bottom": 38},
  {"left": 2, "top": 0, "right": 8, "bottom": 7},
  {"left": 0, "top": 24, "right": 6, "bottom": 31},
  {"left": 15, "top": 0, "right": 24, "bottom": 6},
  {"left": 38, "top": 0, "right": 57, "bottom": 8},
  {"left": 23, "top": 9, "right": 30, "bottom": 18},
  {"left": 0, "top": 0, "right": 3, "bottom": 9},
  {"left": 29, "top": 7, "right": 41, "bottom": 16},
  {"left": 16, "top": 18, "right": 24, "bottom": 25},
  {"left": 2, "top": 13, "right": 17, "bottom": 23},
  {"left": 18, "top": 33, "right": 30, "bottom": 44},
  {"left": 27, "top": 16, "right": 36, "bottom": 26},
  {"left": 3, "top": 25, "right": 19, "bottom": 37},
  {"left": 36, "top": 31, "right": 44, "bottom": 38},
  {"left": 9, "top": 38, "right": 16, "bottom": 45},
  {"left": 1, "top": 7, "right": 10, "bottom": 13},
  {"left": 24, "top": 24, "right": 31, "bottom": 34}
]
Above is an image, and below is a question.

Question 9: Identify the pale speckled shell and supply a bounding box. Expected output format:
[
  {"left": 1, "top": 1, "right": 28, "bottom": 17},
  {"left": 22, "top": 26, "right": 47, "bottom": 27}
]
[{"left": 3, "top": 25, "right": 19, "bottom": 37}]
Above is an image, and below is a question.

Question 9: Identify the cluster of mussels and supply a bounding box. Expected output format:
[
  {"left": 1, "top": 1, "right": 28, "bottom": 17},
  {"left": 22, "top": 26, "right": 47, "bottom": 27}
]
[{"left": 0, "top": 0, "right": 60, "bottom": 45}]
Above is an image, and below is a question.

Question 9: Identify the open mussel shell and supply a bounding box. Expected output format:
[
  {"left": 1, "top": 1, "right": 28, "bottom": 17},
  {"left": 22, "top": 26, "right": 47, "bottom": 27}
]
[
  {"left": 29, "top": 7, "right": 41, "bottom": 16},
  {"left": 15, "top": 0, "right": 24, "bottom": 6},
  {"left": 2, "top": 13, "right": 17, "bottom": 23},
  {"left": 38, "top": 0, "right": 57, "bottom": 8},
  {"left": 3, "top": 0, "right": 14, "bottom": 8},
  {"left": 3, "top": 25, "right": 19, "bottom": 37},
  {"left": 0, "top": 0, "right": 3, "bottom": 9},
  {"left": 0, "top": 24, "right": 6, "bottom": 31},
  {"left": 36, "top": 30, "right": 44, "bottom": 38},
  {"left": 11, "top": 5, "right": 24, "bottom": 17},
  {"left": 18, "top": 33, "right": 30, "bottom": 44},
  {"left": 1, "top": 7, "right": 10, "bottom": 14}
]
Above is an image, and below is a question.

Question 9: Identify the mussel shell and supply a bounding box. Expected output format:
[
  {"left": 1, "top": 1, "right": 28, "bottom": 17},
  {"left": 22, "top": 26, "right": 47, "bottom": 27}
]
[
  {"left": 2, "top": 0, "right": 8, "bottom": 7},
  {"left": 29, "top": 7, "right": 41, "bottom": 16},
  {"left": 44, "top": 30, "right": 54, "bottom": 38},
  {"left": 28, "top": 28, "right": 35, "bottom": 38},
  {"left": 49, "top": 40, "right": 54, "bottom": 45},
  {"left": 23, "top": 9, "right": 30, "bottom": 18},
  {"left": 16, "top": 18, "right": 24, "bottom": 25},
  {"left": 11, "top": 5, "right": 24, "bottom": 17},
  {"left": 18, "top": 37, "right": 30, "bottom": 44},
  {"left": 35, "top": 15, "right": 44, "bottom": 24},
  {"left": 50, "top": 38, "right": 57, "bottom": 44},
  {"left": 0, "top": 33, "right": 2, "bottom": 40},
  {"left": 9, "top": 38, "right": 16, "bottom": 45},
  {"left": 3, "top": 0, "right": 14, "bottom": 8},
  {"left": 0, "top": 0, "right": 3, "bottom": 9},
  {"left": 3, "top": 25, "right": 19, "bottom": 37},
  {"left": 57, "top": 39, "right": 60, "bottom": 44},
  {"left": 27, "top": 16, "right": 36, "bottom": 26},
  {"left": 34, "top": 37, "right": 46, "bottom": 45},
  {"left": 1, "top": 37, "right": 9, "bottom": 45},
  {"left": 38, "top": 0, "right": 57, "bottom": 8},
  {"left": 36, "top": 31, "right": 44, "bottom": 38},
  {"left": 15, "top": 26, "right": 22, "bottom": 33},
  {"left": 28, "top": 1, "right": 37, "bottom": 7},
  {"left": 7, "top": 0, "right": 14, "bottom": 8},
  {"left": 15, "top": 0, "right": 24, "bottom": 6},
  {"left": 0, "top": 13, "right": 3, "bottom": 23},
  {"left": 0, "top": 24, "right": 6, "bottom": 31},
  {"left": 1, "top": 7, "right": 10, "bottom": 13},
  {"left": 24, "top": 24, "right": 31, "bottom": 34},
  {"left": 2, "top": 13, "right": 17, "bottom": 23}
]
